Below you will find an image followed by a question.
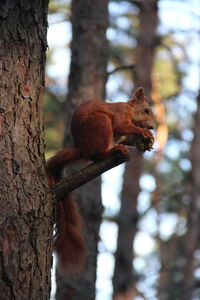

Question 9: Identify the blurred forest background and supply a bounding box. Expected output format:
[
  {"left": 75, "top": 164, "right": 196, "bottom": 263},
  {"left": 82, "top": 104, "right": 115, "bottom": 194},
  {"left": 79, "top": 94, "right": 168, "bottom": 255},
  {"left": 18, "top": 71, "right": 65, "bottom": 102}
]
[{"left": 45, "top": 0, "right": 200, "bottom": 299}]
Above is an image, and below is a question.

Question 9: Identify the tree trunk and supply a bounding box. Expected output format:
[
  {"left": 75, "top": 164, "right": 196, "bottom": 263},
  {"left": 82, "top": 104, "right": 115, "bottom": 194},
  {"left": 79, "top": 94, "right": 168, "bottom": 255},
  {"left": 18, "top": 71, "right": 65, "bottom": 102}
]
[
  {"left": 55, "top": 1, "right": 108, "bottom": 299},
  {"left": 63, "top": 0, "right": 108, "bottom": 147},
  {"left": 0, "top": 1, "right": 53, "bottom": 300},
  {"left": 179, "top": 91, "right": 200, "bottom": 300},
  {"left": 157, "top": 95, "right": 200, "bottom": 300},
  {"left": 113, "top": 1, "right": 159, "bottom": 298}
]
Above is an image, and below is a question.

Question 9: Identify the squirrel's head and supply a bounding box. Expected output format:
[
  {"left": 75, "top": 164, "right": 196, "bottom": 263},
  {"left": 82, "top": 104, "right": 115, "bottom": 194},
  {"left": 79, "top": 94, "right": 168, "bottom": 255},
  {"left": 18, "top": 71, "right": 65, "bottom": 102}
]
[{"left": 129, "top": 87, "right": 155, "bottom": 130}]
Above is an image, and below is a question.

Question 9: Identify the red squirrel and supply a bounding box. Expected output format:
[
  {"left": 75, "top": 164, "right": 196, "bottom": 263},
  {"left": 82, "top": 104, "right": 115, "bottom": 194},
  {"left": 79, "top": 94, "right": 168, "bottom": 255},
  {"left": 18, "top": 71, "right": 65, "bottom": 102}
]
[{"left": 45, "top": 87, "right": 155, "bottom": 274}]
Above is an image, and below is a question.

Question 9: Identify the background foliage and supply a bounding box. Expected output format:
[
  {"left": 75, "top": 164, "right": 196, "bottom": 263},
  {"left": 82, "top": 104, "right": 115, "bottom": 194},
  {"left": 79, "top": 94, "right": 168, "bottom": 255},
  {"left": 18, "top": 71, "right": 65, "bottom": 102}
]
[{"left": 45, "top": 0, "right": 200, "bottom": 299}]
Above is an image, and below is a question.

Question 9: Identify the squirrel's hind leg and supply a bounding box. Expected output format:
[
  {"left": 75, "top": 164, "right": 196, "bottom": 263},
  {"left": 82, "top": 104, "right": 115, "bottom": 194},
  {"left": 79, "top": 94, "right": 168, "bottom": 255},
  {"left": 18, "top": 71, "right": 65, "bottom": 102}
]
[{"left": 73, "top": 112, "right": 114, "bottom": 160}]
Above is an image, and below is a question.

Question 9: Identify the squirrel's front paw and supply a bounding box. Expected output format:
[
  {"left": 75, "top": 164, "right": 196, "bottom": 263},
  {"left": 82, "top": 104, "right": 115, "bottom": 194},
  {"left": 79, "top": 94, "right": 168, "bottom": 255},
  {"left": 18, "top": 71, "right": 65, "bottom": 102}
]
[
  {"left": 133, "top": 128, "right": 154, "bottom": 152},
  {"left": 135, "top": 133, "right": 155, "bottom": 152},
  {"left": 138, "top": 128, "right": 153, "bottom": 139}
]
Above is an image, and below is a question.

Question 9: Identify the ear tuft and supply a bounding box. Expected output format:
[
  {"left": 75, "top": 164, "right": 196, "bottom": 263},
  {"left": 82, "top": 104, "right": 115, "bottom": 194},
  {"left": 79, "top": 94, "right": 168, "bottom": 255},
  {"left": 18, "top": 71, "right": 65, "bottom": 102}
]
[
  {"left": 129, "top": 87, "right": 148, "bottom": 105},
  {"left": 132, "top": 87, "right": 148, "bottom": 104},
  {"left": 135, "top": 87, "right": 145, "bottom": 100}
]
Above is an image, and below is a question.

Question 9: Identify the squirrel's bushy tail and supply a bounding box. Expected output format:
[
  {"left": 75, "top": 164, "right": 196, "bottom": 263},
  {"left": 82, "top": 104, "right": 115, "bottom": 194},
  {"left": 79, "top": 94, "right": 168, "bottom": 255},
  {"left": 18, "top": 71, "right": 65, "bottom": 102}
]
[
  {"left": 55, "top": 194, "right": 86, "bottom": 274},
  {"left": 45, "top": 148, "right": 86, "bottom": 274},
  {"left": 45, "top": 148, "right": 80, "bottom": 182}
]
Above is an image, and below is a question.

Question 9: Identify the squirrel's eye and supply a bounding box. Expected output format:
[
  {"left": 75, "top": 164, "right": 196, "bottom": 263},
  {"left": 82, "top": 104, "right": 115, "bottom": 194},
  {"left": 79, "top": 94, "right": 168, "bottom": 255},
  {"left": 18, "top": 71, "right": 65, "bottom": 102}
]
[{"left": 144, "top": 108, "right": 149, "bottom": 114}]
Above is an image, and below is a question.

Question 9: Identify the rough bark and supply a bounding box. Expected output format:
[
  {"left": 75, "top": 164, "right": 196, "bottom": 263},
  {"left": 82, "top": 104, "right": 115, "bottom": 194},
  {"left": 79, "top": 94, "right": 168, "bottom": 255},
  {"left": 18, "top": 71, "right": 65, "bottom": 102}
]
[
  {"left": 113, "top": 1, "right": 159, "bottom": 298},
  {"left": 0, "top": 1, "right": 53, "bottom": 300},
  {"left": 55, "top": 1, "right": 109, "bottom": 299}
]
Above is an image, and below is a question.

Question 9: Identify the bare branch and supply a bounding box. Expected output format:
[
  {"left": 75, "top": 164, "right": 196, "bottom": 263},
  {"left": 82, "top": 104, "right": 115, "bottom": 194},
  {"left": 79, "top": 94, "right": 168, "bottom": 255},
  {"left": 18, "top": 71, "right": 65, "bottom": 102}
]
[
  {"left": 110, "top": 0, "right": 141, "bottom": 8},
  {"left": 107, "top": 64, "right": 135, "bottom": 76},
  {"left": 49, "top": 149, "right": 131, "bottom": 201}
]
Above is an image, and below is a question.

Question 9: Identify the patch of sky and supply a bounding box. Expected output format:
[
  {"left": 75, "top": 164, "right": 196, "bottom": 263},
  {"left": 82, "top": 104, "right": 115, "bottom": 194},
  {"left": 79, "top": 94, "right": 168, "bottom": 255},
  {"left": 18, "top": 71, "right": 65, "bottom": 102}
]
[
  {"left": 134, "top": 231, "right": 156, "bottom": 256},
  {"left": 178, "top": 94, "right": 196, "bottom": 115},
  {"left": 99, "top": 221, "right": 118, "bottom": 253},
  {"left": 108, "top": 2, "right": 137, "bottom": 47},
  {"left": 179, "top": 158, "right": 192, "bottom": 171},
  {"left": 106, "top": 27, "right": 135, "bottom": 47},
  {"left": 159, "top": 0, "right": 200, "bottom": 31},
  {"left": 183, "top": 61, "right": 200, "bottom": 91},
  {"left": 47, "top": 21, "right": 71, "bottom": 78},
  {"left": 179, "top": 140, "right": 191, "bottom": 153},
  {"left": 47, "top": 20, "right": 71, "bottom": 47},
  {"left": 158, "top": 0, "right": 200, "bottom": 97},
  {"left": 164, "top": 140, "right": 189, "bottom": 160},
  {"left": 115, "top": 16, "right": 132, "bottom": 31},
  {"left": 186, "top": 34, "right": 200, "bottom": 64},
  {"left": 96, "top": 252, "right": 114, "bottom": 300},
  {"left": 137, "top": 254, "right": 160, "bottom": 299},
  {"left": 159, "top": 212, "right": 178, "bottom": 240},
  {"left": 194, "top": 268, "right": 200, "bottom": 279},
  {"left": 106, "top": 74, "right": 127, "bottom": 99},
  {"left": 144, "top": 147, "right": 156, "bottom": 160},
  {"left": 140, "top": 174, "right": 156, "bottom": 193},
  {"left": 156, "top": 160, "right": 172, "bottom": 173},
  {"left": 139, "top": 209, "right": 158, "bottom": 236},
  {"left": 171, "top": 44, "right": 186, "bottom": 60},
  {"left": 138, "top": 267, "right": 158, "bottom": 300},
  {"left": 48, "top": 12, "right": 67, "bottom": 25},
  {"left": 101, "top": 164, "right": 124, "bottom": 215},
  {"left": 106, "top": 74, "right": 132, "bottom": 101},
  {"left": 134, "top": 256, "right": 146, "bottom": 272},
  {"left": 109, "top": 1, "right": 137, "bottom": 17},
  {"left": 137, "top": 191, "right": 151, "bottom": 214},
  {"left": 138, "top": 285, "right": 157, "bottom": 300},
  {"left": 181, "top": 129, "right": 194, "bottom": 142},
  {"left": 51, "top": 254, "right": 57, "bottom": 299},
  {"left": 47, "top": 48, "right": 70, "bottom": 78}
]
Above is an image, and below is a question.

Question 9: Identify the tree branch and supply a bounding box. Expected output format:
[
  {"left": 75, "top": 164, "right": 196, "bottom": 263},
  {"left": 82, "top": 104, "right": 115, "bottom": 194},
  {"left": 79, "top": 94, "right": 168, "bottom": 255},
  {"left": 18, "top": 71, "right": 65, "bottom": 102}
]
[
  {"left": 49, "top": 149, "right": 131, "bottom": 201},
  {"left": 107, "top": 64, "right": 135, "bottom": 76},
  {"left": 109, "top": 0, "right": 141, "bottom": 8}
]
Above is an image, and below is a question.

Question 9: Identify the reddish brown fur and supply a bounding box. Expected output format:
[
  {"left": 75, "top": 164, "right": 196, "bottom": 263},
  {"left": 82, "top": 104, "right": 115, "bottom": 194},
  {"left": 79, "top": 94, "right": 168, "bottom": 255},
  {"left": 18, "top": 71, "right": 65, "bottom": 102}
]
[
  {"left": 72, "top": 111, "right": 114, "bottom": 160},
  {"left": 46, "top": 148, "right": 80, "bottom": 182},
  {"left": 54, "top": 195, "right": 86, "bottom": 274},
  {"left": 46, "top": 149, "right": 87, "bottom": 275},
  {"left": 45, "top": 87, "right": 155, "bottom": 274}
]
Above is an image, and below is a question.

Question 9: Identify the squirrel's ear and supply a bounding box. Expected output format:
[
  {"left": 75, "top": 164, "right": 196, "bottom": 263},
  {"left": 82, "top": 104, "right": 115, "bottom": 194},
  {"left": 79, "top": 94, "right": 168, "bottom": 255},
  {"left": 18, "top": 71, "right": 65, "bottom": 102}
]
[
  {"left": 134, "top": 87, "right": 145, "bottom": 101},
  {"left": 129, "top": 87, "right": 148, "bottom": 105}
]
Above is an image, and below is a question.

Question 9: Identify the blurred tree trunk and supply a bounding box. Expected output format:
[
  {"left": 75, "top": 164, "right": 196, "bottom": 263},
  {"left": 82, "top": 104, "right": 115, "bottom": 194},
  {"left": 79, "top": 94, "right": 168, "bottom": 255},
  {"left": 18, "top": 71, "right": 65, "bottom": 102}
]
[
  {"left": 0, "top": 1, "right": 53, "bottom": 299},
  {"left": 158, "top": 93, "right": 200, "bottom": 300},
  {"left": 113, "top": 1, "right": 159, "bottom": 299},
  {"left": 179, "top": 91, "right": 200, "bottom": 300},
  {"left": 63, "top": 0, "right": 108, "bottom": 147},
  {"left": 55, "top": 0, "right": 108, "bottom": 299}
]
